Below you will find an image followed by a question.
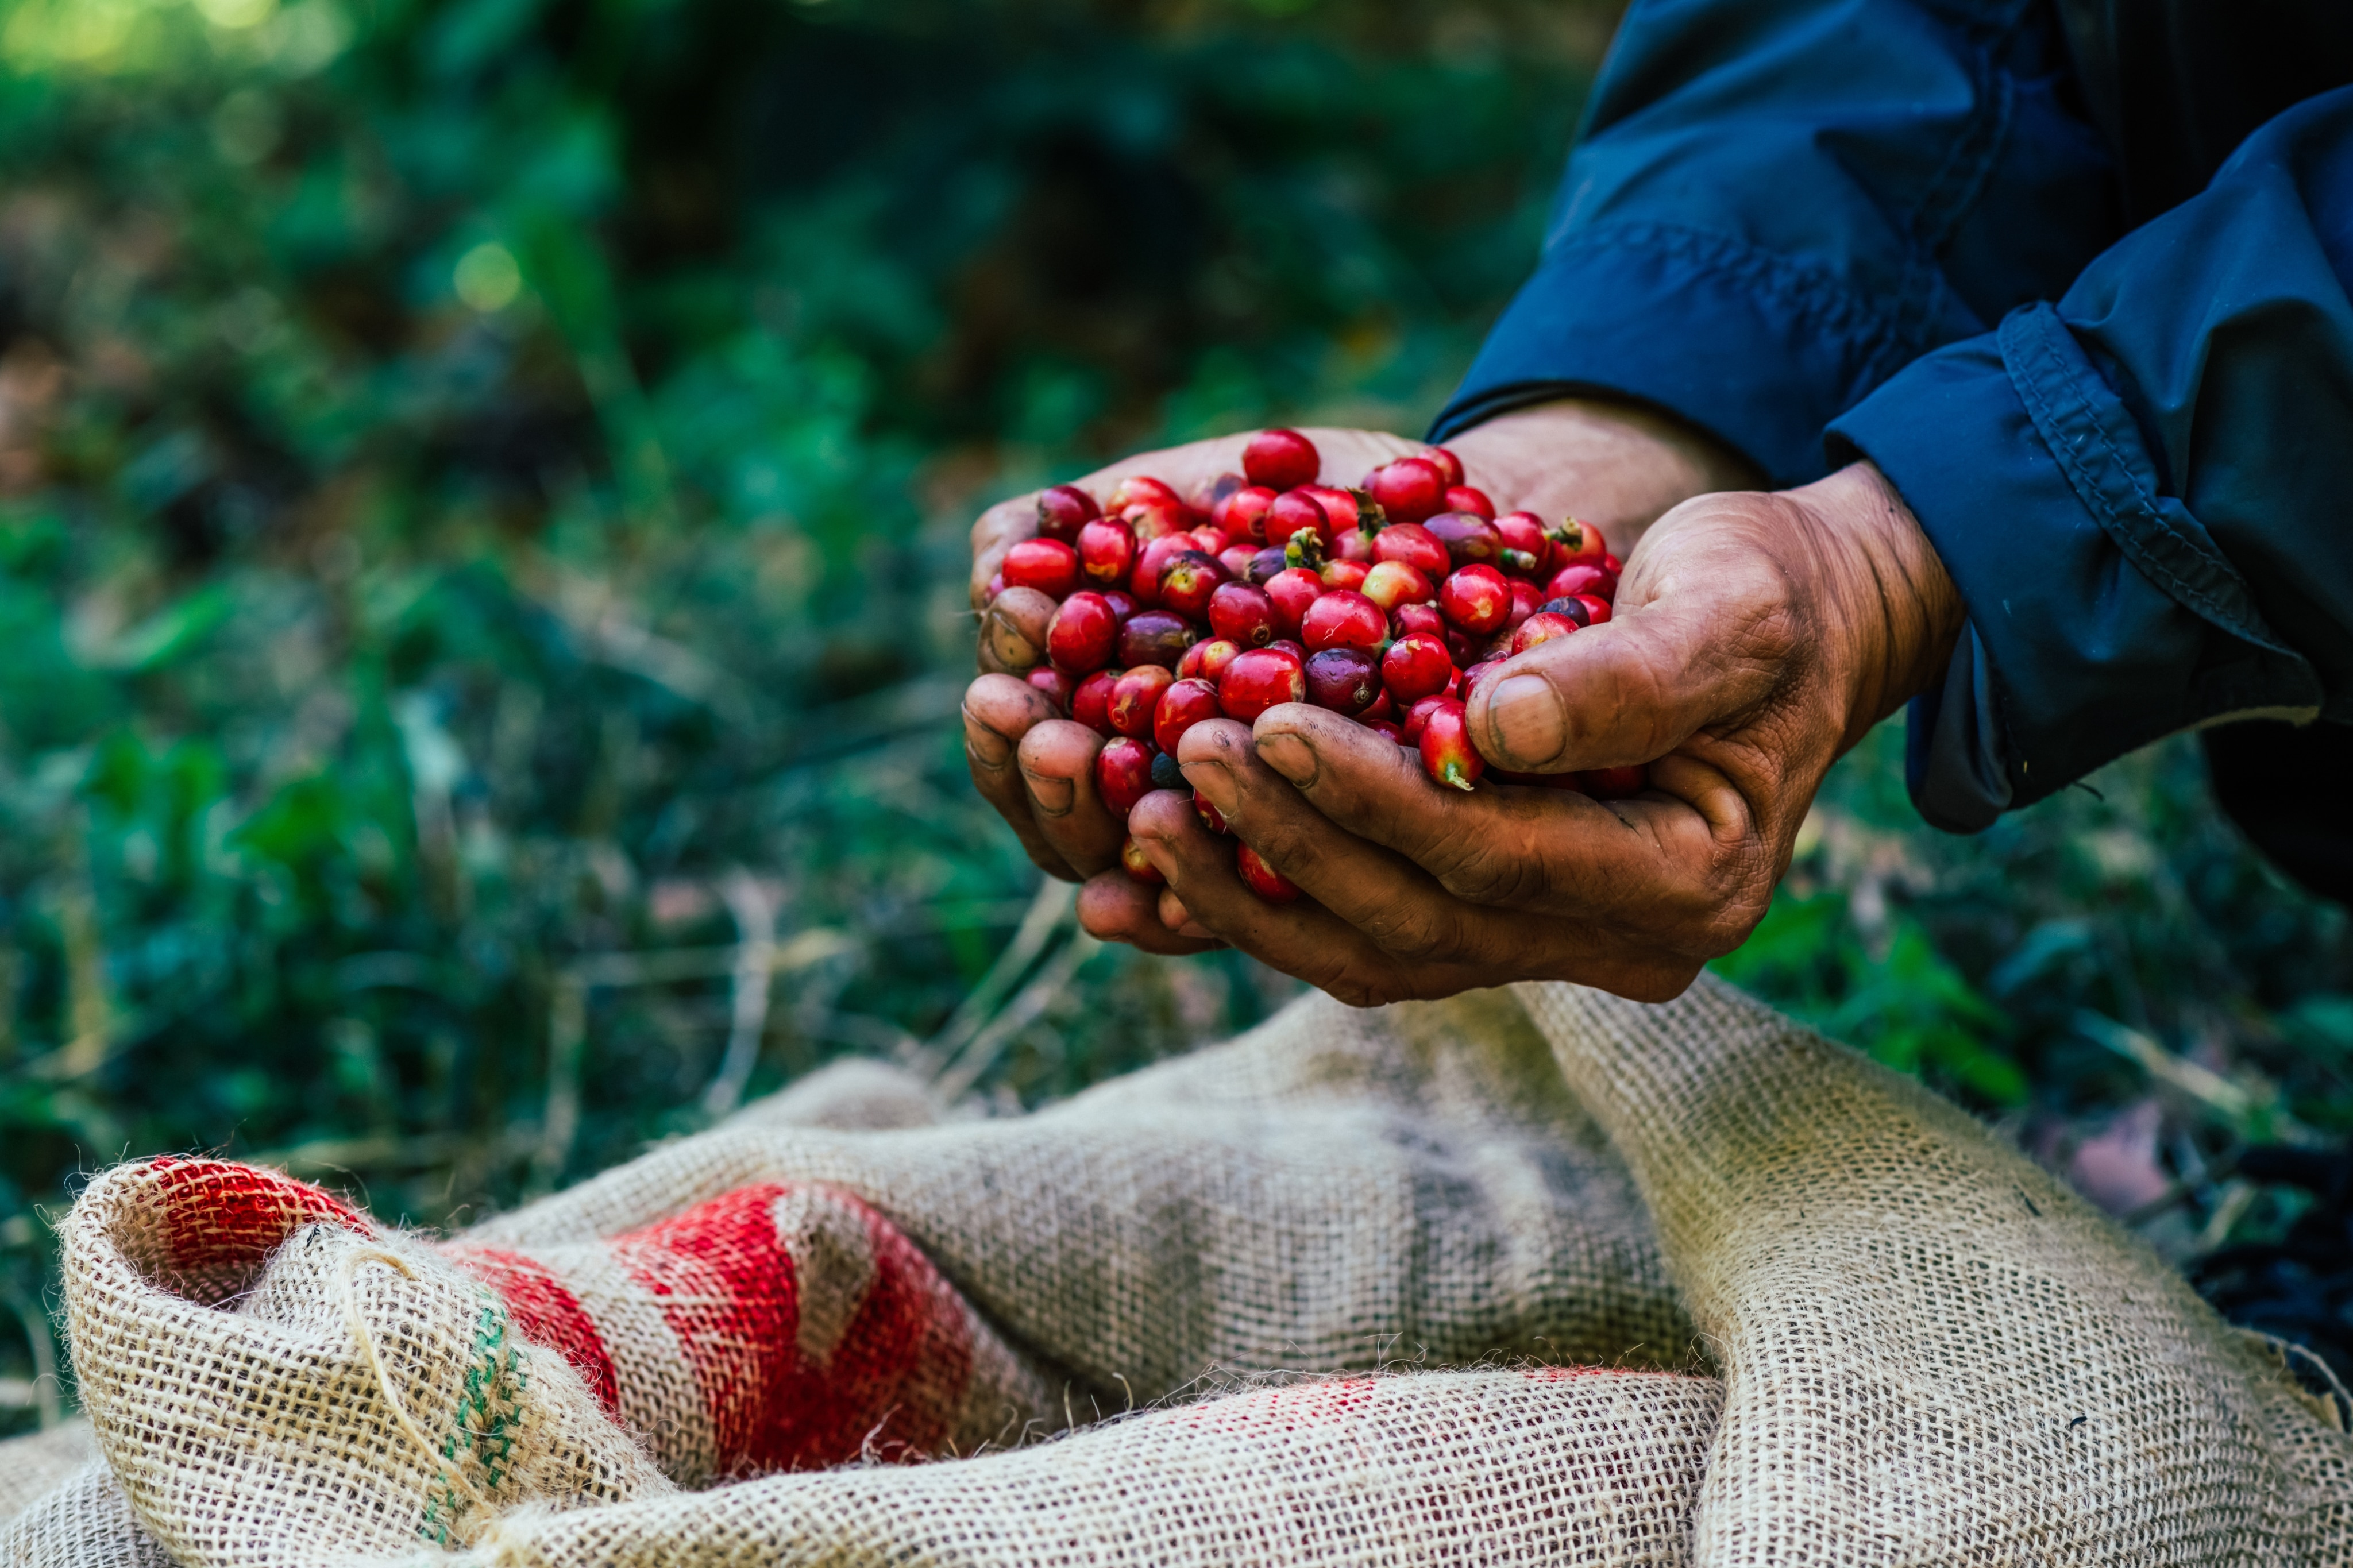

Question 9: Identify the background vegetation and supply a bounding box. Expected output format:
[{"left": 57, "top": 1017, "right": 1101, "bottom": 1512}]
[{"left": 0, "top": 0, "right": 2345, "bottom": 1428}]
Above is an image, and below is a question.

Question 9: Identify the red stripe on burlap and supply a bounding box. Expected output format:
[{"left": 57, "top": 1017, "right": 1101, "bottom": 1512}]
[
  {"left": 749, "top": 1199, "right": 974, "bottom": 1472},
  {"left": 144, "top": 1157, "right": 373, "bottom": 1307},
  {"left": 612, "top": 1183, "right": 803, "bottom": 1474},
  {"left": 444, "top": 1245, "right": 622, "bottom": 1416}
]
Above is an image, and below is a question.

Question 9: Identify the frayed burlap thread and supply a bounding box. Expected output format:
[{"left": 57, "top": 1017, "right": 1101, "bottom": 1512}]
[{"left": 1514, "top": 972, "right": 2353, "bottom": 1565}]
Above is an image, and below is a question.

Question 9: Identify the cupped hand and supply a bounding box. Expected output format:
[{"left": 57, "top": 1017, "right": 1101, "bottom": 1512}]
[
  {"left": 962, "top": 400, "right": 1756, "bottom": 903},
  {"left": 1094, "top": 461, "right": 1963, "bottom": 1003}
]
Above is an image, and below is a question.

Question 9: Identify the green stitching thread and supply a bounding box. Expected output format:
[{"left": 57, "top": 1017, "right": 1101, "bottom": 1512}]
[{"left": 418, "top": 1289, "right": 528, "bottom": 1545}]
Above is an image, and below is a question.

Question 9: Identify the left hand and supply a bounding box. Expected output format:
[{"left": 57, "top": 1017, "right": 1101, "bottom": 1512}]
[{"left": 1088, "top": 461, "right": 1965, "bottom": 1004}]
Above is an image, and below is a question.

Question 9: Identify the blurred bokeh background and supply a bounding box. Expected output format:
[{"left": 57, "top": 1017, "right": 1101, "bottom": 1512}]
[{"left": 0, "top": 0, "right": 2346, "bottom": 1430}]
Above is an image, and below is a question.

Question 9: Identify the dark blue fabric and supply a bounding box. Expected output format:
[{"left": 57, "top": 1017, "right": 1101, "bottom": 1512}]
[{"left": 1436, "top": 0, "right": 2353, "bottom": 832}]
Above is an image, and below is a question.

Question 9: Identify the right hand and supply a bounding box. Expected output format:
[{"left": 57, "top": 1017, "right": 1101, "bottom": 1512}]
[{"left": 959, "top": 401, "right": 1761, "bottom": 953}]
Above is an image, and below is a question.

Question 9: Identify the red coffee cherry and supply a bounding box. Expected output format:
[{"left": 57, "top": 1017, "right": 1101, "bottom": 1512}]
[
  {"left": 1494, "top": 513, "right": 1547, "bottom": 569},
  {"left": 1096, "top": 737, "right": 1157, "bottom": 814},
  {"left": 1129, "top": 534, "right": 1194, "bottom": 607},
  {"left": 1268, "top": 488, "right": 1331, "bottom": 548},
  {"left": 1392, "top": 601, "right": 1447, "bottom": 641},
  {"left": 1158, "top": 550, "right": 1230, "bottom": 620},
  {"left": 1299, "top": 589, "right": 1387, "bottom": 653},
  {"left": 1108, "top": 665, "right": 1175, "bottom": 739},
  {"left": 1077, "top": 518, "right": 1137, "bottom": 586},
  {"left": 1424, "top": 511, "right": 1505, "bottom": 570},
  {"left": 1243, "top": 428, "right": 1321, "bottom": 492},
  {"left": 1154, "top": 677, "right": 1222, "bottom": 755},
  {"left": 1208, "top": 580, "right": 1278, "bottom": 647},
  {"left": 1305, "top": 647, "right": 1382, "bottom": 715},
  {"left": 1366, "top": 457, "right": 1448, "bottom": 524},
  {"left": 1218, "top": 545, "right": 1259, "bottom": 579},
  {"left": 1303, "top": 485, "right": 1364, "bottom": 536},
  {"left": 1027, "top": 666, "right": 1073, "bottom": 712},
  {"left": 1417, "top": 699, "right": 1484, "bottom": 791},
  {"left": 1442, "top": 485, "right": 1494, "bottom": 520},
  {"left": 1236, "top": 841, "right": 1303, "bottom": 903},
  {"left": 1510, "top": 611, "right": 1583, "bottom": 656},
  {"left": 1400, "top": 693, "right": 1451, "bottom": 746},
  {"left": 1119, "top": 835, "right": 1165, "bottom": 885},
  {"left": 1551, "top": 516, "right": 1608, "bottom": 567},
  {"left": 1178, "top": 637, "right": 1243, "bottom": 683},
  {"left": 1218, "top": 648, "right": 1307, "bottom": 723},
  {"left": 1360, "top": 559, "right": 1433, "bottom": 612},
  {"left": 1106, "top": 474, "right": 1184, "bottom": 515},
  {"left": 1438, "top": 565, "right": 1511, "bottom": 635},
  {"left": 1194, "top": 789, "right": 1229, "bottom": 834},
  {"left": 1263, "top": 567, "right": 1324, "bottom": 638},
  {"left": 1003, "top": 538, "right": 1081, "bottom": 597},
  {"left": 1382, "top": 633, "right": 1454, "bottom": 704},
  {"left": 1117, "top": 609, "right": 1197, "bottom": 669},
  {"left": 1502, "top": 578, "right": 1542, "bottom": 638},
  {"left": 1036, "top": 483, "right": 1101, "bottom": 542},
  {"left": 1071, "top": 669, "right": 1121, "bottom": 735},
  {"left": 1573, "top": 593, "right": 1612, "bottom": 625},
  {"left": 1423, "top": 446, "right": 1465, "bottom": 486},
  {"left": 1047, "top": 591, "right": 1120, "bottom": 674},
  {"left": 1212, "top": 484, "right": 1279, "bottom": 543},
  {"left": 1372, "top": 523, "right": 1451, "bottom": 578},
  {"left": 1100, "top": 589, "right": 1139, "bottom": 621}
]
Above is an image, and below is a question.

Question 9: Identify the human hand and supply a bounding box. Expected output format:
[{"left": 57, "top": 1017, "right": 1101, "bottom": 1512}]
[
  {"left": 1093, "top": 460, "right": 1963, "bottom": 1000},
  {"left": 960, "top": 401, "right": 1757, "bottom": 924}
]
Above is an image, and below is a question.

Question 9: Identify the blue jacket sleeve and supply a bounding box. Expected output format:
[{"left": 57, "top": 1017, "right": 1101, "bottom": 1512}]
[
  {"left": 1828, "top": 90, "right": 2353, "bottom": 829},
  {"left": 1429, "top": 0, "right": 2121, "bottom": 485}
]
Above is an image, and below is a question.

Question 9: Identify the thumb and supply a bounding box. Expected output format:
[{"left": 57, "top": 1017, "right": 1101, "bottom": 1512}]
[{"left": 1468, "top": 573, "right": 1791, "bottom": 773}]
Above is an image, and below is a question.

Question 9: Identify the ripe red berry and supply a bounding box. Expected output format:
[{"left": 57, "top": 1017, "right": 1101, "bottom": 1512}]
[
  {"left": 1117, "top": 609, "right": 1197, "bottom": 669},
  {"left": 1003, "top": 538, "right": 1081, "bottom": 598},
  {"left": 1218, "top": 647, "right": 1307, "bottom": 722},
  {"left": 1218, "top": 545, "right": 1259, "bottom": 580},
  {"left": 1319, "top": 559, "right": 1369, "bottom": 593},
  {"left": 1361, "top": 688, "right": 1394, "bottom": 722},
  {"left": 1208, "top": 580, "right": 1278, "bottom": 647},
  {"left": 1494, "top": 512, "right": 1547, "bottom": 566},
  {"left": 1129, "top": 534, "right": 1193, "bottom": 607},
  {"left": 1392, "top": 601, "right": 1446, "bottom": 641},
  {"left": 1424, "top": 512, "right": 1505, "bottom": 571},
  {"left": 1236, "top": 841, "right": 1302, "bottom": 903},
  {"left": 1106, "top": 474, "right": 1183, "bottom": 515},
  {"left": 1442, "top": 485, "right": 1494, "bottom": 520},
  {"left": 1245, "top": 546, "right": 1289, "bottom": 584},
  {"left": 1027, "top": 666, "right": 1073, "bottom": 712},
  {"left": 1178, "top": 637, "right": 1243, "bottom": 682},
  {"left": 1573, "top": 593, "right": 1612, "bottom": 625},
  {"left": 1510, "top": 611, "right": 1583, "bottom": 655},
  {"left": 1263, "top": 567, "right": 1324, "bottom": 637},
  {"left": 1546, "top": 562, "right": 1616, "bottom": 603},
  {"left": 1153, "top": 676, "right": 1222, "bottom": 755},
  {"left": 1119, "top": 835, "right": 1166, "bottom": 884},
  {"left": 1071, "top": 669, "right": 1121, "bottom": 735},
  {"left": 1047, "top": 592, "right": 1120, "bottom": 674},
  {"left": 1401, "top": 694, "right": 1451, "bottom": 746},
  {"left": 1364, "top": 719, "right": 1403, "bottom": 742},
  {"left": 1503, "top": 578, "right": 1542, "bottom": 637},
  {"left": 1418, "top": 699, "right": 1484, "bottom": 791},
  {"left": 1268, "top": 489, "right": 1331, "bottom": 549},
  {"left": 1266, "top": 638, "right": 1307, "bottom": 663},
  {"left": 1194, "top": 788, "right": 1229, "bottom": 834},
  {"left": 1305, "top": 647, "right": 1381, "bottom": 715},
  {"left": 1300, "top": 589, "right": 1387, "bottom": 652},
  {"left": 1077, "top": 519, "right": 1136, "bottom": 586},
  {"left": 1108, "top": 665, "right": 1175, "bottom": 739},
  {"left": 1538, "top": 594, "right": 1592, "bottom": 628},
  {"left": 1372, "top": 523, "right": 1451, "bottom": 578},
  {"left": 1423, "top": 446, "right": 1465, "bottom": 486},
  {"left": 1552, "top": 517, "right": 1608, "bottom": 567},
  {"left": 1035, "top": 483, "right": 1101, "bottom": 542},
  {"left": 1212, "top": 484, "right": 1279, "bottom": 543},
  {"left": 1438, "top": 565, "right": 1511, "bottom": 635},
  {"left": 1303, "top": 485, "right": 1365, "bottom": 537},
  {"left": 1124, "top": 502, "right": 1191, "bottom": 543},
  {"left": 1604, "top": 552, "right": 1622, "bottom": 574},
  {"left": 1459, "top": 659, "right": 1507, "bottom": 708},
  {"left": 1095, "top": 737, "right": 1155, "bottom": 813},
  {"left": 1243, "top": 428, "right": 1320, "bottom": 492},
  {"left": 1158, "top": 550, "right": 1229, "bottom": 620},
  {"left": 1101, "top": 589, "right": 1139, "bottom": 621},
  {"left": 1360, "top": 559, "right": 1433, "bottom": 612},
  {"left": 1382, "top": 633, "right": 1454, "bottom": 704},
  {"left": 1581, "top": 764, "right": 1646, "bottom": 800},
  {"left": 1367, "top": 457, "right": 1448, "bottom": 524}
]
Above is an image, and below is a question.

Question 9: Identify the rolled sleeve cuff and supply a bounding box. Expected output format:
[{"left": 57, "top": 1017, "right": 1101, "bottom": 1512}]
[
  {"left": 1829, "top": 303, "right": 2323, "bottom": 828},
  {"left": 1429, "top": 221, "right": 1914, "bottom": 488}
]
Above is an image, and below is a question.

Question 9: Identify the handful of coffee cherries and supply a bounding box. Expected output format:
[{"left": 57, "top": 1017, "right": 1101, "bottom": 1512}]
[{"left": 983, "top": 429, "right": 1637, "bottom": 902}]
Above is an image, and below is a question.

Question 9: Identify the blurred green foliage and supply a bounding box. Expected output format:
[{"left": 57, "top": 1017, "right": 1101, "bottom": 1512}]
[{"left": 0, "top": 0, "right": 2344, "bottom": 1432}]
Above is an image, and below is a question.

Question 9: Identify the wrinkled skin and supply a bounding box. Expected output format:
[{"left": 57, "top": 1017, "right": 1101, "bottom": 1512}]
[{"left": 965, "top": 399, "right": 1959, "bottom": 1004}]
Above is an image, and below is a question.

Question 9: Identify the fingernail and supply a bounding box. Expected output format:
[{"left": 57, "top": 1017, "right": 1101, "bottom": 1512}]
[
  {"left": 963, "top": 710, "right": 1012, "bottom": 769},
  {"left": 1254, "top": 732, "right": 1318, "bottom": 787},
  {"left": 1182, "top": 757, "right": 1236, "bottom": 815},
  {"left": 1488, "top": 674, "right": 1565, "bottom": 767},
  {"left": 1021, "top": 767, "right": 1075, "bottom": 816}
]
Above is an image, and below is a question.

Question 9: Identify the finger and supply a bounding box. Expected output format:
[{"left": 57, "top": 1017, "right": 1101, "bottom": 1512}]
[
  {"left": 1016, "top": 719, "right": 1126, "bottom": 877},
  {"left": 1127, "top": 789, "right": 1636, "bottom": 1005},
  {"left": 1243, "top": 703, "right": 1766, "bottom": 944},
  {"left": 1471, "top": 509, "right": 1802, "bottom": 775},
  {"left": 1077, "top": 869, "right": 1224, "bottom": 955},
  {"left": 970, "top": 496, "right": 1038, "bottom": 608},
  {"left": 965, "top": 675, "right": 1079, "bottom": 880},
  {"left": 977, "top": 586, "right": 1057, "bottom": 675}
]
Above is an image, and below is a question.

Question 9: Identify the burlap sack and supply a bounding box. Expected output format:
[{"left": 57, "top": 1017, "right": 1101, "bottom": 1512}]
[{"left": 11, "top": 975, "right": 2353, "bottom": 1566}]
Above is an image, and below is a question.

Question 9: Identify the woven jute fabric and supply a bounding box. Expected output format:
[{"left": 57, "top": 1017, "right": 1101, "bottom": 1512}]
[{"left": 9, "top": 974, "right": 2351, "bottom": 1566}]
